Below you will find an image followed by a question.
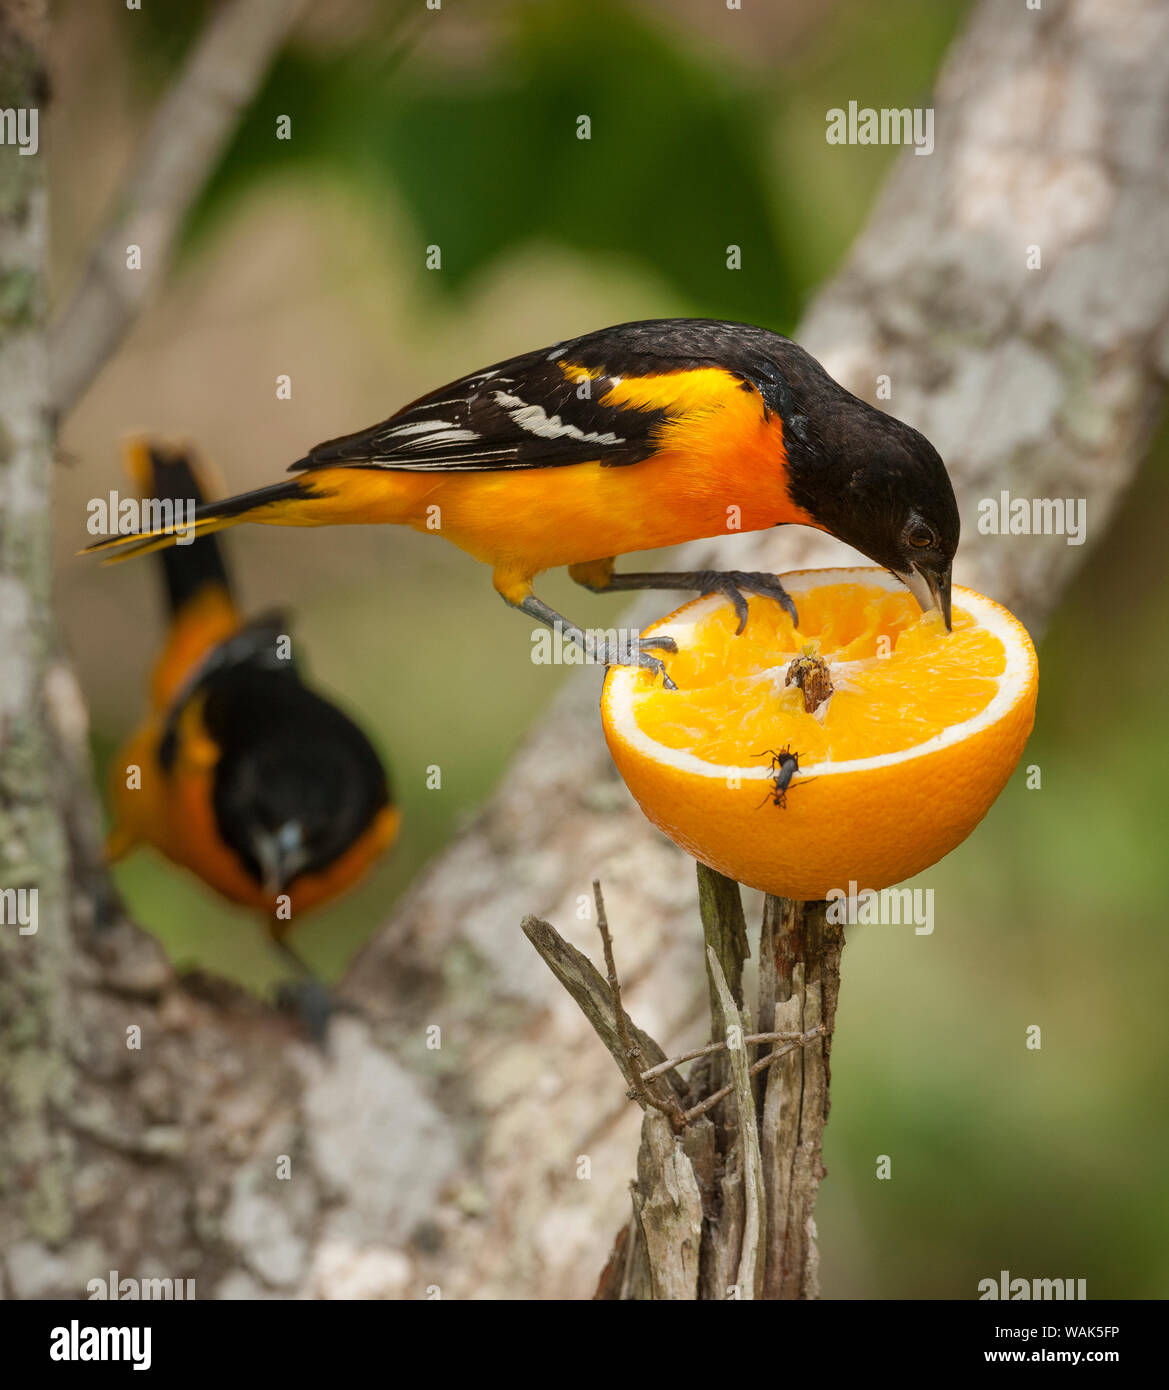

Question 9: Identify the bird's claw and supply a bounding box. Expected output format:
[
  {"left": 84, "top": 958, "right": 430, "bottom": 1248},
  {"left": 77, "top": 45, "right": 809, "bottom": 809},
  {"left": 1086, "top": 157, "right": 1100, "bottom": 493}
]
[
  {"left": 631, "top": 635, "right": 678, "bottom": 690},
  {"left": 595, "top": 633, "right": 677, "bottom": 689},
  {"left": 637, "top": 648, "right": 677, "bottom": 691},
  {"left": 695, "top": 570, "right": 799, "bottom": 633}
]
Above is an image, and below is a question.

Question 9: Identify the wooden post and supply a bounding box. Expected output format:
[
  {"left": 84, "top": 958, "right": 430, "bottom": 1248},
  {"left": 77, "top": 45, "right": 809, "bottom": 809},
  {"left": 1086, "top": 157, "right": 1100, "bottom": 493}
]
[{"left": 526, "top": 868, "right": 843, "bottom": 1299}]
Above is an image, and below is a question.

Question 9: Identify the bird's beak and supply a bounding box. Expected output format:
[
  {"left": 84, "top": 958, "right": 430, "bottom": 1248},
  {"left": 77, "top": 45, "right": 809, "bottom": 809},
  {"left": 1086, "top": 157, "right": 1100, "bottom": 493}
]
[
  {"left": 255, "top": 822, "right": 308, "bottom": 896},
  {"left": 895, "top": 562, "right": 952, "bottom": 632}
]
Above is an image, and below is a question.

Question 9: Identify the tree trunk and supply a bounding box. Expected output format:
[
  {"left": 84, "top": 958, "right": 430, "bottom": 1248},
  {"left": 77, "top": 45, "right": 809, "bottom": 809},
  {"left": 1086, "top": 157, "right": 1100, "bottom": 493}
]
[
  {"left": 2, "top": 0, "right": 1167, "bottom": 1300},
  {"left": 0, "top": 0, "right": 75, "bottom": 1286}
]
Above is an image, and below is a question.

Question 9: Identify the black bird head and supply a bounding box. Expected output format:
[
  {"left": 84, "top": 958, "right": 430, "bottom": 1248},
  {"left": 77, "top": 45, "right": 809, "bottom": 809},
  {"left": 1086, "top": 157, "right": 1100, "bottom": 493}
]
[
  {"left": 797, "top": 410, "right": 959, "bottom": 629},
  {"left": 198, "top": 661, "right": 392, "bottom": 896},
  {"left": 752, "top": 333, "right": 960, "bottom": 629}
]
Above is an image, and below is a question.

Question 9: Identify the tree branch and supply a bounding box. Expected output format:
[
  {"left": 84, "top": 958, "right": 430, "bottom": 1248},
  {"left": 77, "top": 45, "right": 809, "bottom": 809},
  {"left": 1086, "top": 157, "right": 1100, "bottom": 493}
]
[
  {"left": 520, "top": 911, "right": 685, "bottom": 1110},
  {"left": 707, "top": 946, "right": 766, "bottom": 1299},
  {"left": 48, "top": 0, "right": 305, "bottom": 418}
]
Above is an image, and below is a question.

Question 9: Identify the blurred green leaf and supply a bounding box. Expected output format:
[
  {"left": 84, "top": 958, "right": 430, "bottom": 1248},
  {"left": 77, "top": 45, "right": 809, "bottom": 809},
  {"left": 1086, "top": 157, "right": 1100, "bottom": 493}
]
[{"left": 187, "top": 0, "right": 797, "bottom": 326}]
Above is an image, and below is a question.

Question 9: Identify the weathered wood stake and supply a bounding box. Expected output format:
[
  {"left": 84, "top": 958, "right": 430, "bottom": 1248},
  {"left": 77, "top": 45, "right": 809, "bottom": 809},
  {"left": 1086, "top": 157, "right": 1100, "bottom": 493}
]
[{"left": 523, "top": 865, "right": 844, "bottom": 1299}]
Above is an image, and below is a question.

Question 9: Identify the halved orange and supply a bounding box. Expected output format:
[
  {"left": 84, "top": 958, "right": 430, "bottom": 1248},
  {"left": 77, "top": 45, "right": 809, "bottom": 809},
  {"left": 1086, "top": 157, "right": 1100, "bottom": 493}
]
[{"left": 601, "top": 568, "right": 1038, "bottom": 900}]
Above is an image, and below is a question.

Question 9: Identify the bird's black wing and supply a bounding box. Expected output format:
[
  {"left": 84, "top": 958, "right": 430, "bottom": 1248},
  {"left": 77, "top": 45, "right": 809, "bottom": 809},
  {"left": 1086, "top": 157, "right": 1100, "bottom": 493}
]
[
  {"left": 288, "top": 319, "right": 808, "bottom": 475},
  {"left": 290, "top": 340, "right": 672, "bottom": 474},
  {"left": 157, "top": 614, "right": 294, "bottom": 773}
]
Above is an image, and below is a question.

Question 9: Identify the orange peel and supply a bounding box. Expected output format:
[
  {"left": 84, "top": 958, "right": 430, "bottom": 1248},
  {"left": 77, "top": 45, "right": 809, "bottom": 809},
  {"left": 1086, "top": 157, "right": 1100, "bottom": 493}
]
[{"left": 601, "top": 567, "right": 1038, "bottom": 900}]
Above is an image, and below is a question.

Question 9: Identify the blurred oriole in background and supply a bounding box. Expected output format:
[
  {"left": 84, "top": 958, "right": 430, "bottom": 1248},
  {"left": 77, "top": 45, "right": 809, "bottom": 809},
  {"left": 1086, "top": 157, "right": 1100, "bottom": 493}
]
[
  {"left": 87, "top": 320, "right": 960, "bottom": 687},
  {"left": 107, "top": 439, "right": 399, "bottom": 1030}
]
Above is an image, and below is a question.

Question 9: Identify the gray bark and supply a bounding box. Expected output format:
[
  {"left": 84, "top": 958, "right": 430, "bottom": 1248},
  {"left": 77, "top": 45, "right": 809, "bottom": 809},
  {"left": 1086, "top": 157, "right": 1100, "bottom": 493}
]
[{"left": 0, "top": 0, "right": 73, "bottom": 1289}]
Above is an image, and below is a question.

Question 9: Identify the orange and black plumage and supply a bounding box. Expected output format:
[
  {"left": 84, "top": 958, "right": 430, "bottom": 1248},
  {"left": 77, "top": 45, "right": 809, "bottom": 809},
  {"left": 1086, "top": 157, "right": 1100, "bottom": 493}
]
[
  {"left": 87, "top": 320, "right": 960, "bottom": 684},
  {"left": 107, "top": 439, "right": 399, "bottom": 1021}
]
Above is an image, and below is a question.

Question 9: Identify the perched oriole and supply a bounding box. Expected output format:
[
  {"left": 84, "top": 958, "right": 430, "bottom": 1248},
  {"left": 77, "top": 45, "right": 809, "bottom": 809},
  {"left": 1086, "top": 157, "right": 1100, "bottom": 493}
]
[
  {"left": 87, "top": 320, "right": 960, "bottom": 685},
  {"left": 106, "top": 439, "right": 399, "bottom": 1027}
]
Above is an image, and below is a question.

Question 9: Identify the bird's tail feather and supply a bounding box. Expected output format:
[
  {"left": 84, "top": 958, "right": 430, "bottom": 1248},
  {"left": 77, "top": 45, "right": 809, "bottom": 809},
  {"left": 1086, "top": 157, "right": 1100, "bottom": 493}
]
[
  {"left": 86, "top": 439, "right": 308, "bottom": 595},
  {"left": 120, "top": 437, "right": 237, "bottom": 615}
]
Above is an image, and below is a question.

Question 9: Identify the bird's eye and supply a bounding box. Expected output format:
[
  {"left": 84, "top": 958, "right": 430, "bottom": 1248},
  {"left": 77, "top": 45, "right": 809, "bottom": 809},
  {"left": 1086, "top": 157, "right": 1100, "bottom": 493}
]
[{"left": 908, "top": 524, "right": 936, "bottom": 549}]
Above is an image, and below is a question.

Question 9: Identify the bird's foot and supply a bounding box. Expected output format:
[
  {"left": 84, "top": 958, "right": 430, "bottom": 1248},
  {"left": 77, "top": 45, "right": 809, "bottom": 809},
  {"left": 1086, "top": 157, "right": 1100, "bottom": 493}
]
[
  {"left": 518, "top": 592, "right": 677, "bottom": 687},
  {"left": 585, "top": 632, "right": 678, "bottom": 689},
  {"left": 276, "top": 976, "right": 336, "bottom": 1047},
  {"left": 692, "top": 570, "right": 799, "bottom": 633}
]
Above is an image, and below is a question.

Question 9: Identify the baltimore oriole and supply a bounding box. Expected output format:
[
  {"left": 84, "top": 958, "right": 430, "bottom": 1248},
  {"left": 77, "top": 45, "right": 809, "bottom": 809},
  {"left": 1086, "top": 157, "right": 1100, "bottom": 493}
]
[
  {"left": 87, "top": 320, "right": 960, "bottom": 685},
  {"left": 106, "top": 439, "right": 399, "bottom": 1027}
]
